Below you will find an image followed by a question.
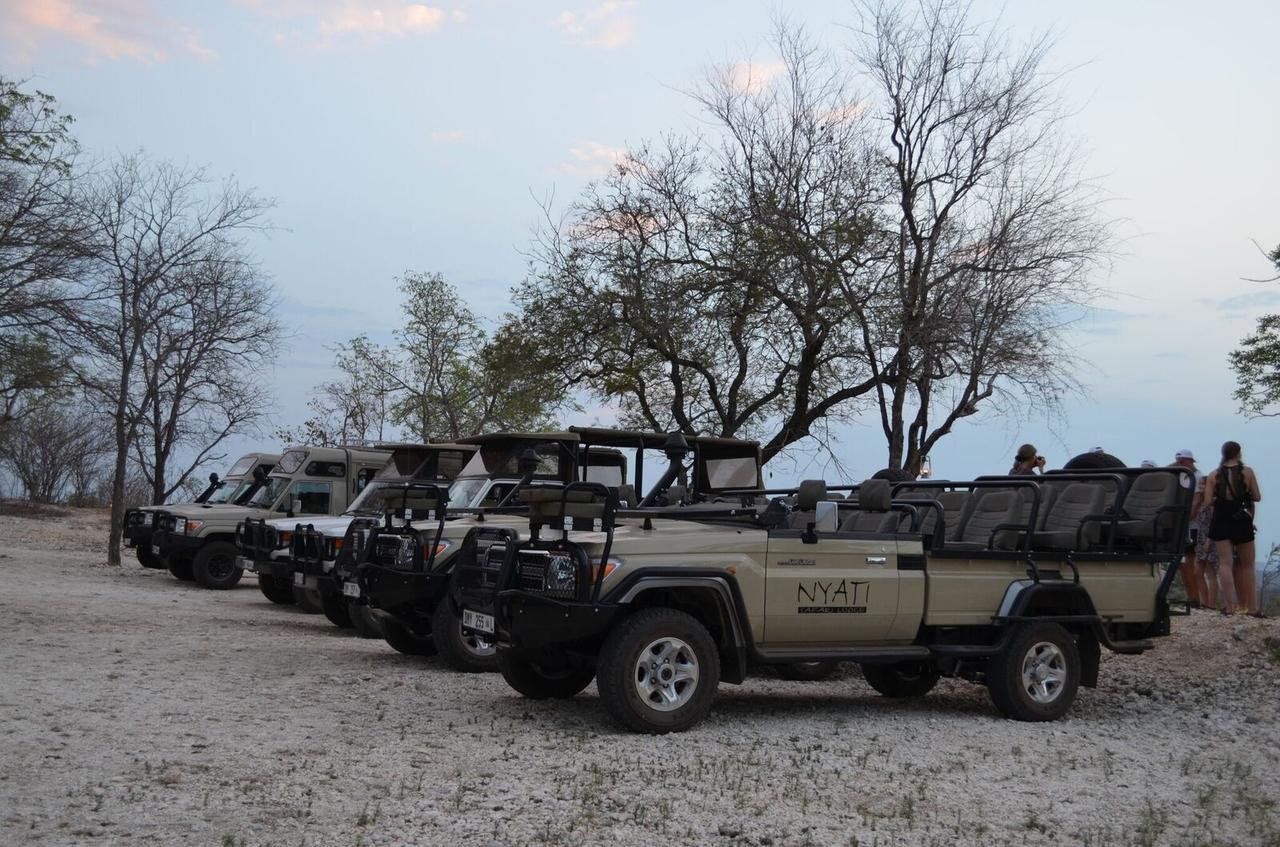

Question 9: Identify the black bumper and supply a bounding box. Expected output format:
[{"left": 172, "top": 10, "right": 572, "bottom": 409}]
[
  {"left": 153, "top": 531, "right": 202, "bottom": 561},
  {"left": 485, "top": 591, "right": 621, "bottom": 652},
  {"left": 360, "top": 565, "right": 450, "bottom": 615},
  {"left": 245, "top": 555, "right": 293, "bottom": 580}
]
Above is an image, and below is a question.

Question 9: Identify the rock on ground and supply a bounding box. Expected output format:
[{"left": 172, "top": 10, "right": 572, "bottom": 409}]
[{"left": 1, "top": 506, "right": 1278, "bottom": 846}]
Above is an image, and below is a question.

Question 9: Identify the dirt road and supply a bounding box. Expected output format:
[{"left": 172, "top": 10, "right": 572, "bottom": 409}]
[{"left": 1, "top": 507, "right": 1277, "bottom": 846}]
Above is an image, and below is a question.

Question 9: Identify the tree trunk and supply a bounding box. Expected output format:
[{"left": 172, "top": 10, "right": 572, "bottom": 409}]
[{"left": 105, "top": 416, "right": 129, "bottom": 567}]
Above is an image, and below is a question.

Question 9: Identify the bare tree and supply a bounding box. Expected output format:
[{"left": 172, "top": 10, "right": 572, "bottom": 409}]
[
  {"left": 68, "top": 155, "right": 272, "bottom": 565},
  {"left": 0, "top": 397, "right": 111, "bottom": 503},
  {"left": 0, "top": 77, "right": 86, "bottom": 425},
  {"left": 133, "top": 248, "right": 280, "bottom": 502},
  {"left": 518, "top": 6, "right": 1107, "bottom": 469},
  {"left": 276, "top": 336, "right": 398, "bottom": 447}
]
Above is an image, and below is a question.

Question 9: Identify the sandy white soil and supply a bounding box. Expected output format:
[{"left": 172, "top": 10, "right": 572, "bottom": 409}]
[{"left": 1, "top": 506, "right": 1278, "bottom": 847}]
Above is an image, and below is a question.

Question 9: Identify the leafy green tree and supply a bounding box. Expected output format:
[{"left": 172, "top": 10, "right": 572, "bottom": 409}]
[{"left": 1230, "top": 244, "right": 1280, "bottom": 417}]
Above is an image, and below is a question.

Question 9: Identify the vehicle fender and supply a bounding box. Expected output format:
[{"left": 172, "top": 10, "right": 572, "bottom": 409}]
[
  {"left": 1000, "top": 579, "right": 1099, "bottom": 619},
  {"left": 611, "top": 574, "right": 749, "bottom": 684}
]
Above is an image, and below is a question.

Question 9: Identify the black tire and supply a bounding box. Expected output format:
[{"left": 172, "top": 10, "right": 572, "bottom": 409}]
[
  {"left": 349, "top": 603, "right": 384, "bottom": 639},
  {"left": 291, "top": 584, "right": 323, "bottom": 614},
  {"left": 381, "top": 616, "right": 437, "bottom": 657},
  {"left": 258, "top": 575, "right": 295, "bottom": 605},
  {"left": 862, "top": 661, "right": 940, "bottom": 698},
  {"left": 168, "top": 559, "right": 195, "bottom": 581},
  {"left": 136, "top": 547, "right": 162, "bottom": 569},
  {"left": 776, "top": 660, "right": 840, "bottom": 681},
  {"left": 987, "top": 621, "right": 1081, "bottom": 722},
  {"left": 321, "top": 590, "right": 353, "bottom": 628},
  {"left": 596, "top": 608, "right": 720, "bottom": 734},
  {"left": 192, "top": 541, "right": 242, "bottom": 590},
  {"left": 497, "top": 652, "right": 595, "bottom": 699},
  {"left": 432, "top": 600, "right": 498, "bottom": 673}
]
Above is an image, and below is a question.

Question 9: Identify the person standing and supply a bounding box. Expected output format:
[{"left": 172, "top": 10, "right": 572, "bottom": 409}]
[
  {"left": 1204, "top": 442, "right": 1263, "bottom": 615},
  {"left": 1171, "top": 449, "right": 1205, "bottom": 608},
  {"left": 1009, "top": 444, "right": 1046, "bottom": 475}
]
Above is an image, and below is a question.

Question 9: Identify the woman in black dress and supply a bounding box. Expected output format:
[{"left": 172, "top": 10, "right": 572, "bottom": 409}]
[{"left": 1204, "top": 441, "right": 1263, "bottom": 615}]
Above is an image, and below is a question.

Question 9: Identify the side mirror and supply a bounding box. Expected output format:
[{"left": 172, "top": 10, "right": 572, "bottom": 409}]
[{"left": 815, "top": 501, "right": 839, "bottom": 533}]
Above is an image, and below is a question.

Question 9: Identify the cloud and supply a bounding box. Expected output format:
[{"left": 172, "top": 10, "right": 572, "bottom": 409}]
[
  {"left": 1203, "top": 289, "right": 1280, "bottom": 312},
  {"left": 2, "top": 0, "right": 214, "bottom": 63},
  {"left": 552, "top": 1, "right": 636, "bottom": 49},
  {"left": 430, "top": 129, "right": 466, "bottom": 143},
  {"left": 239, "top": 1, "right": 462, "bottom": 46},
  {"left": 726, "top": 59, "right": 787, "bottom": 94},
  {"left": 551, "top": 140, "right": 627, "bottom": 178}
]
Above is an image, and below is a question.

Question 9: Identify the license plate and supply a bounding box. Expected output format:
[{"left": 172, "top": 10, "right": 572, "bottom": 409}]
[
  {"left": 236, "top": 556, "right": 251, "bottom": 572},
  {"left": 462, "top": 609, "right": 494, "bottom": 634},
  {"left": 150, "top": 544, "right": 160, "bottom": 556},
  {"left": 293, "top": 572, "right": 304, "bottom": 586},
  {"left": 342, "top": 581, "right": 360, "bottom": 598}
]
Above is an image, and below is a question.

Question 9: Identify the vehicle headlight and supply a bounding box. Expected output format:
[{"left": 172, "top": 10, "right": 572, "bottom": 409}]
[
  {"left": 184, "top": 519, "right": 205, "bottom": 535},
  {"left": 278, "top": 530, "right": 293, "bottom": 549},
  {"left": 545, "top": 554, "right": 577, "bottom": 595}
]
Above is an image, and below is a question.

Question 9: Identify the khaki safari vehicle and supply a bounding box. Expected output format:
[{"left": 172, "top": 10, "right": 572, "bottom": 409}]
[
  {"left": 454, "top": 448, "right": 1192, "bottom": 733},
  {"left": 150, "top": 446, "right": 389, "bottom": 590},
  {"left": 235, "top": 442, "right": 477, "bottom": 634},
  {"left": 122, "top": 452, "right": 280, "bottom": 571}
]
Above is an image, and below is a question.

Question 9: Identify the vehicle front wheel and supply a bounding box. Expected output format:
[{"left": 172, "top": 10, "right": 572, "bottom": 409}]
[
  {"left": 349, "top": 603, "right": 384, "bottom": 639},
  {"left": 597, "top": 608, "right": 720, "bottom": 734},
  {"left": 168, "top": 559, "right": 194, "bottom": 581},
  {"left": 192, "top": 542, "right": 242, "bottom": 590},
  {"left": 498, "top": 652, "right": 595, "bottom": 699},
  {"left": 862, "top": 661, "right": 940, "bottom": 698},
  {"left": 432, "top": 600, "right": 497, "bottom": 673},
  {"left": 776, "top": 660, "right": 840, "bottom": 681},
  {"left": 320, "top": 591, "right": 353, "bottom": 628},
  {"left": 987, "top": 622, "right": 1081, "bottom": 722},
  {"left": 381, "top": 616, "right": 437, "bottom": 657},
  {"left": 257, "top": 574, "right": 294, "bottom": 604},
  {"left": 291, "top": 584, "right": 323, "bottom": 614}
]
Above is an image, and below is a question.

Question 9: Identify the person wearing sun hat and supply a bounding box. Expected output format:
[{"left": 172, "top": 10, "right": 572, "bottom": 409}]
[{"left": 1169, "top": 449, "right": 1206, "bottom": 608}]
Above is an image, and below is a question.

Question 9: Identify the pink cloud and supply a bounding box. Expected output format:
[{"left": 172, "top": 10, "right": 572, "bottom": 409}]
[
  {"left": 553, "top": 1, "right": 636, "bottom": 49},
  {"left": 726, "top": 60, "right": 787, "bottom": 95},
  {"left": 1, "top": 0, "right": 214, "bottom": 63},
  {"left": 240, "top": 1, "right": 463, "bottom": 46},
  {"left": 552, "top": 140, "right": 627, "bottom": 178}
]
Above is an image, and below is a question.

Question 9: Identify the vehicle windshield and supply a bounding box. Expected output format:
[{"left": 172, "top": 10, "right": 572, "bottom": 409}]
[
  {"left": 457, "top": 440, "right": 564, "bottom": 479},
  {"left": 206, "top": 479, "right": 249, "bottom": 504},
  {"left": 344, "top": 481, "right": 444, "bottom": 516},
  {"left": 703, "top": 455, "right": 759, "bottom": 490},
  {"left": 225, "top": 456, "right": 257, "bottom": 477},
  {"left": 448, "top": 476, "right": 493, "bottom": 508},
  {"left": 244, "top": 476, "right": 289, "bottom": 509},
  {"left": 273, "top": 449, "right": 308, "bottom": 475}
]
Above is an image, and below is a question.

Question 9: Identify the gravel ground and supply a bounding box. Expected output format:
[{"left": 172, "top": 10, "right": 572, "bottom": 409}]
[{"left": 2, "top": 506, "right": 1278, "bottom": 847}]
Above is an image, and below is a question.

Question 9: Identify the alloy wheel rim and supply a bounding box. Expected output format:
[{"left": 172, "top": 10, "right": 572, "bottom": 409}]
[
  {"left": 1020, "top": 641, "right": 1067, "bottom": 704},
  {"left": 633, "top": 636, "right": 699, "bottom": 712},
  {"left": 460, "top": 623, "right": 495, "bottom": 657}
]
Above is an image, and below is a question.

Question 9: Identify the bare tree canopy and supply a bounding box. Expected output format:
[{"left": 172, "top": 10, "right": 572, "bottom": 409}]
[
  {"left": 1230, "top": 244, "right": 1280, "bottom": 417},
  {"left": 0, "top": 396, "right": 110, "bottom": 503},
  {"left": 67, "top": 154, "right": 276, "bottom": 565},
  {"left": 517, "top": 3, "right": 1109, "bottom": 468},
  {"left": 276, "top": 335, "right": 398, "bottom": 447}
]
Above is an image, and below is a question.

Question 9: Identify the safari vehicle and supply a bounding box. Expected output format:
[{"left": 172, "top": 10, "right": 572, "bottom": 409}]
[
  {"left": 235, "top": 442, "right": 477, "bottom": 632},
  {"left": 351, "top": 430, "right": 635, "bottom": 672},
  {"left": 453, "top": 461, "right": 1192, "bottom": 733},
  {"left": 121, "top": 452, "right": 279, "bottom": 572},
  {"left": 149, "top": 446, "right": 389, "bottom": 590}
]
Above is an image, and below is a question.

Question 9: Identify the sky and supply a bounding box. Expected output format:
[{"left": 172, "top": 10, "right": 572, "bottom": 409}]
[{"left": 2, "top": 0, "right": 1278, "bottom": 553}]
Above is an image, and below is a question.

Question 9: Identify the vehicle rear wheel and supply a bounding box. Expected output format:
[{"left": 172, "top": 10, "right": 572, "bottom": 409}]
[
  {"left": 987, "top": 622, "right": 1080, "bottom": 721},
  {"left": 192, "top": 542, "right": 242, "bottom": 590},
  {"left": 349, "top": 603, "right": 384, "bottom": 639},
  {"left": 432, "top": 600, "right": 497, "bottom": 673},
  {"left": 320, "top": 590, "right": 353, "bottom": 628},
  {"left": 497, "top": 652, "right": 595, "bottom": 699},
  {"left": 381, "top": 616, "right": 437, "bottom": 657},
  {"left": 597, "top": 608, "right": 720, "bottom": 734},
  {"left": 862, "top": 661, "right": 940, "bottom": 698},
  {"left": 136, "top": 547, "right": 162, "bottom": 569},
  {"left": 776, "top": 660, "right": 840, "bottom": 681},
  {"left": 168, "top": 559, "right": 194, "bottom": 581},
  {"left": 258, "top": 575, "right": 295, "bottom": 605},
  {"left": 291, "top": 584, "right": 323, "bottom": 614}
]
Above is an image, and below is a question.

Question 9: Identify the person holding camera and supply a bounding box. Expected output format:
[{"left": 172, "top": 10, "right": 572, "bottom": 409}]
[
  {"left": 1009, "top": 444, "right": 1046, "bottom": 476},
  {"left": 1204, "top": 441, "right": 1263, "bottom": 616}
]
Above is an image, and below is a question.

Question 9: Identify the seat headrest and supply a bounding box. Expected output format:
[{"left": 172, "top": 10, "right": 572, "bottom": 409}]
[
  {"left": 796, "top": 479, "right": 828, "bottom": 510},
  {"left": 977, "top": 490, "right": 1015, "bottom": 510},
  {"left": 858, "top": 478, "right": 892, "bottom": 511},
  {"left": 1132, "top": 472, "right": 1175, "bottom": 492}
]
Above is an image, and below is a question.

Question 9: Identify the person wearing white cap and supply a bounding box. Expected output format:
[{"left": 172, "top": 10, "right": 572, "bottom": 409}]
[{"left": 1170, "top": 449, "right": 1206, "bottom": 608}]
